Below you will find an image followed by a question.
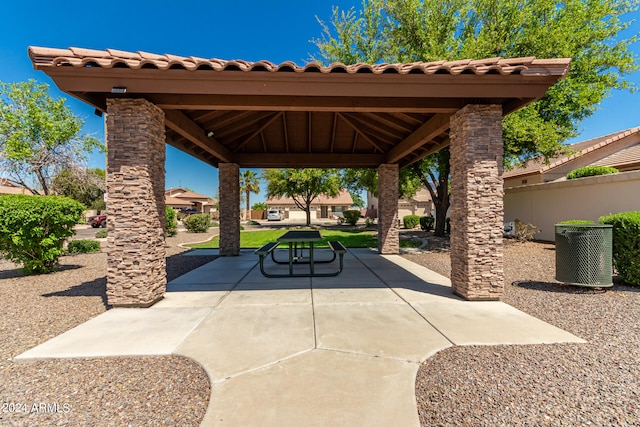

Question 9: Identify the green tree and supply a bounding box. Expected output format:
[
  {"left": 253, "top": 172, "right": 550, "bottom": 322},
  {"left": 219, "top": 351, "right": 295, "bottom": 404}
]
[
  {"left": 51, "top": 167, "right": 106, "bottom": 210},
  {"left": 315, "top": 0, "right": 638, "bottom": 235},
  {"left": 252, "top": 202, "right": 268, "bottom": 211},
  {"left": 263, "top": 168, "right": 342, "bottom": 226},
  {"left": 0, "top": 80, "right": 104, "bottom": 195},
  {"left": 240, "top": 169, "right": 261, "bottom": 221},
  {"left": 349, "top": 191, "right": 366, "bottom": 208}
]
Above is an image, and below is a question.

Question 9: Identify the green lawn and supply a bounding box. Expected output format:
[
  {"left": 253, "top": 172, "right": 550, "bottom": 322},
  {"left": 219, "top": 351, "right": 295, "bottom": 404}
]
[{"left": 187, "top": 229, "right": 377, "bottom": 249}]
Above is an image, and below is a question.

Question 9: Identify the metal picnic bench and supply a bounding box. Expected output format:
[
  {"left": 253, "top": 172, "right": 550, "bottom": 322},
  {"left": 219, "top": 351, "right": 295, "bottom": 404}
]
[{"left": 255, "top": 230, "right": 346, "bottom": 278}]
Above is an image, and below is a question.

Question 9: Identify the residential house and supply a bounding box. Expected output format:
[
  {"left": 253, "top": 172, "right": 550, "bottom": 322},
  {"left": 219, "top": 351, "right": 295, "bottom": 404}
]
[
  {"left": 367, "top": 187, "right": 435, "bottom": 220},
  {"left": 0, "top": 178, "right": 33, "bottom": 196},
  {"left": 165, "top": 188, "right": 217, "bottom": 214},
  {"left": 266, "top": 189, "right": 354, "bottom": 220},
  {"left": 504, "top": 126, "right": 640, "bottom": 240},
  {"left": 503, "top": 126, "right": 640, "bottom": 188}
]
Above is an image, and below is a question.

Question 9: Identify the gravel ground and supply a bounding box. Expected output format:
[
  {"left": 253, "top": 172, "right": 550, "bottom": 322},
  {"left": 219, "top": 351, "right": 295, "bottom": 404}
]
[
  {"left": 0, "top": 230, "right": 218, "bottom": 427},
  {"left": 403, "top": 235, "right": 640, "bottom": 427}
]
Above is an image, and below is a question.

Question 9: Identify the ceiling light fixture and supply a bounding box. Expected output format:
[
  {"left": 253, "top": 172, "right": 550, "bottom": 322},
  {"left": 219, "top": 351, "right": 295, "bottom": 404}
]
[
  {"left": 207, "top": 131, "right": 215, "bottom": 137},
  {"left": 111, "top": 86, "right": 127, "bottom": 94}
]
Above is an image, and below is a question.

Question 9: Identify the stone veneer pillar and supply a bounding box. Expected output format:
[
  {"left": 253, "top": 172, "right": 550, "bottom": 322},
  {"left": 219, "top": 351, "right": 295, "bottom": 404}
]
[
  {"left": 449, "top": 104, "right": 504, "bottom": 300},
  {"left": 105, "top": 98, "right": 166, "bottom": 307},
  {"left": 377, "top": 163, "right": 399, "bottom": 254},
  {"left": 219, "top": 163, "right": 240, "bottom": 256}
]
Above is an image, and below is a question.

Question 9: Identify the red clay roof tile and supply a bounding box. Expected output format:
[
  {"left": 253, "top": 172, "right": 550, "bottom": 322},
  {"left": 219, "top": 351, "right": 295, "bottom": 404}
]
[{"left": 28, "top": 46, "right": 570, "bottom": 78}]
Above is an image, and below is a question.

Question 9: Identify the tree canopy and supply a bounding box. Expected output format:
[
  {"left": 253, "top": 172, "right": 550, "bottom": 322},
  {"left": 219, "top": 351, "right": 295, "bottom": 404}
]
[
  {"left": 0, "top": 79, "right": 103, "bottom": 195},
  {"left": 263, "top": 168, "right": 342, "bottom": 225},
  {"left": 314, "top": 0, "right": 638, "bottom": 235},
  {"left": 240, "top": 169, "right": 261, "bottom": 220},
  {"left": 314, "top": 0, "right": 638, "bottom": 165}
]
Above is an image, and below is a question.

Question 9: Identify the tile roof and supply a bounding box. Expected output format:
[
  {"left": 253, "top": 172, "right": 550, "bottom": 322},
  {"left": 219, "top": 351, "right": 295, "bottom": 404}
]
[
  {"left": 267, "top": 189, "right": 353, "bottom": 206},
  {"left": 503, "top": 126, "right": 640, "bottom": 178},
  {"left": 592, "top": 143, "right": 640, "bottom": 169},
  {"left": 28, "top": 46, "right": 569, "bottom": 77}
]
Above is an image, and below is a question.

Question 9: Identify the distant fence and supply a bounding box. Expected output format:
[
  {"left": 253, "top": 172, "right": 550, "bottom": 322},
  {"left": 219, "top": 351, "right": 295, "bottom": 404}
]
[{"left": 504, "top": 170, "right": 640, "bottom": 241}]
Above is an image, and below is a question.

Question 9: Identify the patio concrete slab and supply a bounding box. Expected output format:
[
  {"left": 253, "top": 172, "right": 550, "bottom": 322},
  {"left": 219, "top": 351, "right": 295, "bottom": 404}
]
[
  {"left": 313, "top": 282, "right": 403, "bottom": 304},
  {"left": 412, "top": 300, "right": 587, "bottom": 345},
  {"left": 175, "top": 305, "right": 315, "bottom": 382},
  {"left": 15, "top": 245, "right": 587, "bottom": 426},
  {"left": 152, "top": 291, "right": 228, "bottom": 308},
  {"left": 219, "top": 282, "right": 311, "bottom": 306},
  {"left": 315, "top": 303, "right": 452, "bottom": 361},
  {"left": 204, "top": 350, "right": 420, "bottom": 427},
  {"left": 14, "top": 307, "right": 211, "bottom": 361}
]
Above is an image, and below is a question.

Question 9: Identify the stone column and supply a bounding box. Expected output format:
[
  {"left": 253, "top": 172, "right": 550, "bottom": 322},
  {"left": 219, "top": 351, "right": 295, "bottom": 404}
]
[
  {"left": 105, "top": 98, "right": 166, "bottom": 307},
  {"left": 377, "top": 163, "right": 399, "bottom": 254},
  {"left": 219, "top": 163, "right": 240, "bottom": 256},
  {"left": 449, "top": 104, "right": 504, "bottom": 300}
]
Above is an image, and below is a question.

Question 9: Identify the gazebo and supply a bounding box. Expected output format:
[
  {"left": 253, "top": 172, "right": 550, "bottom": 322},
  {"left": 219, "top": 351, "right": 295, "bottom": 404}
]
[{"left": 29, "top": 47, "right": 570, "bottom": 307}]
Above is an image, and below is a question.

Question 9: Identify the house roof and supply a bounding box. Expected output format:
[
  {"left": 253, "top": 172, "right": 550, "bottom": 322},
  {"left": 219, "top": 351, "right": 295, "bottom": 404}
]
[
  {"left": 592, "top": 143, "right": 640, "bottom": 169},
  {"left": 267, "top": 189, "right": 353, "bottom": 206},
  {"left": 165, "top": 196, "right": 192, "bottom": 206},
  {"left": 503, "top": 126, "right": 640, "bottom": 178},
  {"left": 169, "top": 190, "right": 211, "bottom": 200},
  {"left": 29, "top": 46, "right": 570, "bottom": 169}
]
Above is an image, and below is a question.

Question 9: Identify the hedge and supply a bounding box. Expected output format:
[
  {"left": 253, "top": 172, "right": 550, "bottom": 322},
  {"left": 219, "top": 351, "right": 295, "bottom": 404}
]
[
  {"left": 67, "top": 239, "right": 101, "bottom": 254},
  {"left": 183, "top": 213, "right": 211, "bottom": 233},
  {"left": 0, "top": 195, "right": 84, "bottom": 274},
  {"left": 403, "top": 215, "right": 420, "bottom": 229},
  {"left": 343, "top": 210, "right": 361, "bottom": 226},
  {"left": 599, "top": 211, "right": 640, "bottom": 285},
  {"left": 567, "top": 165, "right": 618, "bottom": 180},
  {"left": 165, "top": 206, "right": 178, "bottom": 237}
]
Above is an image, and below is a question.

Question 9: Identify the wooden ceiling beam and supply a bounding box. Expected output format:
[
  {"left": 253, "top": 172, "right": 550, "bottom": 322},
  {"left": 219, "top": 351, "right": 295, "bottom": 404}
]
[
  {"left": 341, "top": 112, "right": 404, "bottom": 141},
  {"left": 386, "top": 113, "right": 452, "bottom": 164},
  {"left": 150, "top": 94, "right": 463, "bottom": 113},
  {"left": 236, "top": 153, "right": 384, "bottom": 168},
  {"left": 400, "top": 137, "right": 451, "bottom": 167},
  {"left": 233, "top": 112, "right": 283, "bottom": 152},
  {"left": 214, "top": 111, "right": 276, "bottom": 139},
  {"left": 163, "top": 109, "right": 233, "bottom": 163},
  {"left": 337, "top": 113, "right": 385, "bottom": 153}
]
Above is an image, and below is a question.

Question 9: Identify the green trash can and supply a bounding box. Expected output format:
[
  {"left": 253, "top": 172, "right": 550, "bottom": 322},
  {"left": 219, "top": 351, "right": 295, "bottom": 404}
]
[{"left": 555, "top": 224, "right": 613, "bottom": 287}]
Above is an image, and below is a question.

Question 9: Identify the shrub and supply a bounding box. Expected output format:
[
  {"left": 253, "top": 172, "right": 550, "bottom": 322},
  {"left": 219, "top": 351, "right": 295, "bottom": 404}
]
[
  {"left": 67, "top": 239, "right": 101, "bottom": 254},
  {"left": 165, "top": 206, "right": 178, "bottom": 237},
  {"left": 183, "top": 214, "right": 211, "bottom": 233},
  {"left": 0, "top": 195, "right": 84, "bottom": 274},
  {"left": 95, "top": 229, "right": 108, "bottom": 239},
  {"left": 364, "top": 216, "right": 375, "bottom": 227},
  {"left": 567, "top": 165, "right": 618, "bottom": 180},
  {"left": 599, "top": 211, "right": 640, "bottom": 285},
  {"left": 403, "top": 215, "right": 421, "bottom": 229},
  {"left": 558, "top": 220, "right": 595, "bottom": 225},
  {"left": 419, "top": 215, "right": 435, "bottom": 231},
  {"left": 514, "top": 219, "right": 540, "bottom": 241},
  {"left": 343, "top": 210, "right": 362, "bottom": 226}
]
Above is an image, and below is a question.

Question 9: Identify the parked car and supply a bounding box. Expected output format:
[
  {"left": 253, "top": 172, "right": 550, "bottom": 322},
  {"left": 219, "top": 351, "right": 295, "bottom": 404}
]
[
  {"left": 267, "top": 209, "right": 284, "bottom": 221},
  {"left": 180, "top": 208, "right": 198, "bottom": 215},
  {"left": 88, "top": 214, "right": 107, "bottom": 228}
]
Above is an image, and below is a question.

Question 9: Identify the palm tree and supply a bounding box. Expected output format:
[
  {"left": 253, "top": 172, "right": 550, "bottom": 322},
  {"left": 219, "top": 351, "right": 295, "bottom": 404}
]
[{"left": 240, "top": 169, "right": 261, "bottom": 221}]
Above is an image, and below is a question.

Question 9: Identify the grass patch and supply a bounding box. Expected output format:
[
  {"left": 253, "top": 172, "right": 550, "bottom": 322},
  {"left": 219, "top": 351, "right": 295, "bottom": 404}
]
[
  {"left": 400, "top": 239, "right": 422, "bottom": 248},
  {"left": 187, "top": 229, "right": 377, "bottom": 249}
]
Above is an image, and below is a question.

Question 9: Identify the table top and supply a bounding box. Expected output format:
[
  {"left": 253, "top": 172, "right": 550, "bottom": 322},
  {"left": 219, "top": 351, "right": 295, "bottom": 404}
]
[{"left": 277, "top": 230, "right": 323, "bottom": 243}]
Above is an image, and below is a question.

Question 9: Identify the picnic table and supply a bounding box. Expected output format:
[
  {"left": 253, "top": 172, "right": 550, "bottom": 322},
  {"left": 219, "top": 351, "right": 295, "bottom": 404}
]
[{"left": 255, "top": 230, "right": 346, "bottom": 278}]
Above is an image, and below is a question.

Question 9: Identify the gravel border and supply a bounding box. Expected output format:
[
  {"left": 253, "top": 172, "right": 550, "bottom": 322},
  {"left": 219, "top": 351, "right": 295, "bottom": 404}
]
[
  {"left": 403, "top": 235, "right": 640, "bottom": 426},
  {"left": 0, "top": 230, "right": 218, "bottom": 426}
]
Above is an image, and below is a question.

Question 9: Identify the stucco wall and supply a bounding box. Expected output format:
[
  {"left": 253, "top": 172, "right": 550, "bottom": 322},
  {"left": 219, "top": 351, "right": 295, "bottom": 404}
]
[{"left": 504, "top": 170, "right": 640, "bottom": 241}]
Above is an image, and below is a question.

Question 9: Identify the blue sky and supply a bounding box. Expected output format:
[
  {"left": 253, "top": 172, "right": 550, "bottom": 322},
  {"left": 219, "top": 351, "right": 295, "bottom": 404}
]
[{"left": 0, "top": 1, "right": 638, "bottom": 203}]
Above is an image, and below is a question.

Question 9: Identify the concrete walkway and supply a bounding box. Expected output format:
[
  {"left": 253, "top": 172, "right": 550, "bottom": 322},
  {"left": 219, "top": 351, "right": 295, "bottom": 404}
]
[{"left": 16, "top": 249, "right": 585, "bottom": 426}]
